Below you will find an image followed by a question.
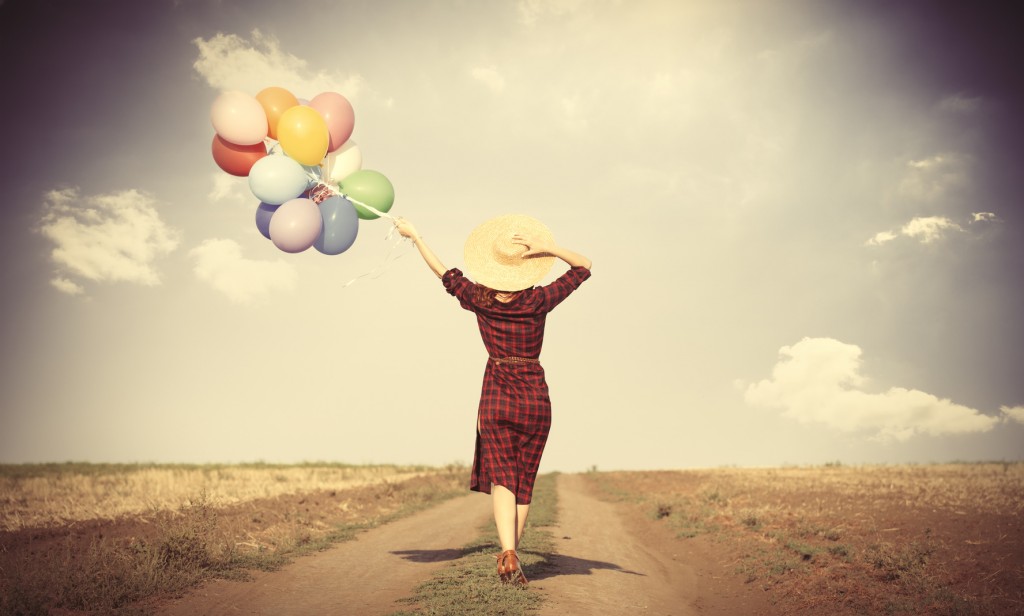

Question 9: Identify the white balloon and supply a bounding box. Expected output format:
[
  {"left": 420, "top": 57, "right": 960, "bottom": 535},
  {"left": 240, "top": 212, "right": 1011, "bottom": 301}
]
[{"left": 326, "top": 140, "right": 363, "bottom": 183}]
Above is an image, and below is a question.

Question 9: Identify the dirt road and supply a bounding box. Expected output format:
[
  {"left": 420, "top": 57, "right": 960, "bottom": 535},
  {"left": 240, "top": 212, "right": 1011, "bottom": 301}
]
[
  {"left": 157, "top": 493, "right": 491, "bottom": 616},
  {"left": 532, "top": 473, "right": 699, "bottom": 615},
  {"left": 537, "top": 474, "right": 779, "bottom": 616},
  {"left": 158, "top": 474, "right": 772, "bottom": 615}
]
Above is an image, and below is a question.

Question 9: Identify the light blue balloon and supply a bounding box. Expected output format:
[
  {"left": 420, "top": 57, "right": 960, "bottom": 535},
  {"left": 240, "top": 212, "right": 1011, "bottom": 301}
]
[
  {"left": 248, "top": 155, "right": 309, "bottom": 205},
  {"left": 314, "top": 195, "right": 359, "bottom": 255}
]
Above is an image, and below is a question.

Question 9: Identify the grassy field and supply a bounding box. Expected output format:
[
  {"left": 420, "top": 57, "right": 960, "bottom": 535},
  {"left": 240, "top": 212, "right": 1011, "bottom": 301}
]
[
  {"left": 0, "top": 462, "right": 435, "bottom": 531},
  {"left": 4, "top": 462, "right": 1020, "bottom": 615},
  {"left": 592, "top": 463, "right": 1024, "bottom": 615},
  {"left": 0, "top": 462, "right": 466, "bottom": 615}
]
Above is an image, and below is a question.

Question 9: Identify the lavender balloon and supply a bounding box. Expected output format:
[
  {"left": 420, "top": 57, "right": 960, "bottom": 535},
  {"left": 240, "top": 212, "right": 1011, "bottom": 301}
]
[
  {"left": 269, "top": 198, "right": 322, "bottom": 253},
  {"left": 255, "top": 202, "right": 278, "bottom": 240}
]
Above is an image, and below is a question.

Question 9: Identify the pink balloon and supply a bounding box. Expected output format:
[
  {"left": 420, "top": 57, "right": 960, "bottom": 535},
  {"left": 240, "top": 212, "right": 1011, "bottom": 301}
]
[
  {"left": 210, "top": 91, "right": 268, "bottom": 145},
  {"left": 310, "top": 92, "right": 355, "bottom": 153},
  {"left": 269, "top": 198, "right": 323, "bottom": 253}
]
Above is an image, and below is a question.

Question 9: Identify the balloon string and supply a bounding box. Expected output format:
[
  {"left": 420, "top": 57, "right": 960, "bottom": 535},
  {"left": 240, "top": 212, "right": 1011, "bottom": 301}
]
[
  {"left": 347, "top": 196, "right": 398, "bottom": 222},
  {"left": 341, "top": 232, "right": 409, "bottom": 288},
  {"left": 303, "top": 178, "right": 408, "bottom": 288}
]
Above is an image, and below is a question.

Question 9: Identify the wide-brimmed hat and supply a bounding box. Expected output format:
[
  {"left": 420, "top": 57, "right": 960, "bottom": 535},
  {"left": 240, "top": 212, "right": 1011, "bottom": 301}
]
[{"left": 464, "top": 214, "right": 556, "bottom": 291}]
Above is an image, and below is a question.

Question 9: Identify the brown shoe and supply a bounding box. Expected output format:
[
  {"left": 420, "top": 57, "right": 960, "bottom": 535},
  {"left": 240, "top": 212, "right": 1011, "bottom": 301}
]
[{"left": 497, "top": 550, "right": 528, "bottom": 586}]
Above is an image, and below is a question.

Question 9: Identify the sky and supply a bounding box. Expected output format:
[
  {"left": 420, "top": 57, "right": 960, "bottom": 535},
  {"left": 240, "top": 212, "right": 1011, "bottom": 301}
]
[{"left": 1, "top": 0, "right": 1022, "bottom": 472}]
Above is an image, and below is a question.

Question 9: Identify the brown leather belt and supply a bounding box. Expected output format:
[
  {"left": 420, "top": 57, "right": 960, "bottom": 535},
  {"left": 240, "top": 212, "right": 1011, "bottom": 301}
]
[{"left": 490, "top": 356, "right": 540, "bottom": 364}]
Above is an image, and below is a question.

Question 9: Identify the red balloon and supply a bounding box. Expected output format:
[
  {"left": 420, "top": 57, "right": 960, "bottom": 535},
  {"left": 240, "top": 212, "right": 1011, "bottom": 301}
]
[{"left": 211, "top": 135, "right": 268, "bottom": 177}]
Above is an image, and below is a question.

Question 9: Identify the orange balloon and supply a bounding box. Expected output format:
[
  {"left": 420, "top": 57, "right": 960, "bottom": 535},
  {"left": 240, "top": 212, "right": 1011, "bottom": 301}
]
[{"left": 256, "top": 86, "right": 299, "bottom": 140}]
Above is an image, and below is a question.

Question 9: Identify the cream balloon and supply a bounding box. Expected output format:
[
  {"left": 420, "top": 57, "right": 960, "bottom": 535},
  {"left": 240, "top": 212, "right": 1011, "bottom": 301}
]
[
  {"left": 210, "top": 90, "right": 268, "bottom": 145},
  {"left": 326, "top": 141, "right": 363, "bottom": 183}
]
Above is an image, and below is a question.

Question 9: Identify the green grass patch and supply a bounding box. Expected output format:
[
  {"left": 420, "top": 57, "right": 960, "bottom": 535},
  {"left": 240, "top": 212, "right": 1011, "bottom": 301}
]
[
  {"left": 392, "top": 473, "right": 559, "bottom": 616},
  {"left": 784, "top": 538, "right": 821, "bottom": 562}
]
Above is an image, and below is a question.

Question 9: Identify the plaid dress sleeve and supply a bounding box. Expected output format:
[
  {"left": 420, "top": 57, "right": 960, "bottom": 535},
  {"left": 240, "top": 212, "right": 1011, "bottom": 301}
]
[
  {"left": 539, "top": 265, "right": 592, "bottom": 312},
  {"left": 442, "top": 268, "right": 477, "bottom": 312}
]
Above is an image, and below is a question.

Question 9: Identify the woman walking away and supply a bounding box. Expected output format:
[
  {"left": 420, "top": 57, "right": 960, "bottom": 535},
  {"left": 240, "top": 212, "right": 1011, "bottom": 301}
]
[{"left": 396, "top": 214, "right": 591, "bottom": 585}]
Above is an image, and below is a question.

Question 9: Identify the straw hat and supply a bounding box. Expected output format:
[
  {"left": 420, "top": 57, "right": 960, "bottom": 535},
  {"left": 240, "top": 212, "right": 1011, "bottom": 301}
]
[{"left": 464, "top": 214, "right": 556, "bottom": 291}]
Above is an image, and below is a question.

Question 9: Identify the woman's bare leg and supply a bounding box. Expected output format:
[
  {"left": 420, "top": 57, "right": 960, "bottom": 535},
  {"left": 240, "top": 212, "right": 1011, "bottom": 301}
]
[
  {"left": 494, "top": 486, "right": 533, "bottom": 551},
  {"left": 516, "top": 504, "right": 530, "bottom": 549},
  {"left": 492, "top": 484, "right": 518, "bottom": 551}
]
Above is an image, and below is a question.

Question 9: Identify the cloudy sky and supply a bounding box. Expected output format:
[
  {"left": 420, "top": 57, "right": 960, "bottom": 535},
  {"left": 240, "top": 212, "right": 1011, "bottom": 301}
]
[{"left": 1, "top": 0, "right": 1021, "bottom": 472}]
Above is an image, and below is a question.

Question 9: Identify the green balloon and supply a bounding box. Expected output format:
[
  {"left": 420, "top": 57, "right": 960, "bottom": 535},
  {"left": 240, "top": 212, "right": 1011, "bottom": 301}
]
[{"left": 336, "top": 170, "right": 395, "bottom": 220}]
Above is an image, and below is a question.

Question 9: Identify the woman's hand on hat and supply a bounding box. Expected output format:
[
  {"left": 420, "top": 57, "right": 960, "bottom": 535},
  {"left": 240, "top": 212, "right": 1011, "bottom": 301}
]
[{"left": 512, "top": 233, "right": 553, "bottom": 257}]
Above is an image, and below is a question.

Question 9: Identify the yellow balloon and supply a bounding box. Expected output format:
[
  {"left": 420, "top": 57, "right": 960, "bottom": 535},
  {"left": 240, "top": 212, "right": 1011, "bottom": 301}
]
[{"left": 277, "top": 106, "right": 329, "bottom": 166}]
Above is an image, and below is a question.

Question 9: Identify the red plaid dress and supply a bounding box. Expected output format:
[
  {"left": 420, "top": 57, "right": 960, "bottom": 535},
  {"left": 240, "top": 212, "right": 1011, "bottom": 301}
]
[{"left": 442, "top": 265, "right": 591, "bottom": 504}]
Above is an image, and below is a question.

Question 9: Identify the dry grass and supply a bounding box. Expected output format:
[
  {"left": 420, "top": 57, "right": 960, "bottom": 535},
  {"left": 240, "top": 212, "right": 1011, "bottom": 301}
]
[
  {"left": 0, "top": 462, "right": 431, "bottom": 531},
  {"left": 594, "top": 463, "right": 1024, "bottom": 615},
  {"left": 0, "top": 463, "right": 467, "bottom": 615},
  {"left": 706, "top": 462, "right": 1024, "bottom": 516}
]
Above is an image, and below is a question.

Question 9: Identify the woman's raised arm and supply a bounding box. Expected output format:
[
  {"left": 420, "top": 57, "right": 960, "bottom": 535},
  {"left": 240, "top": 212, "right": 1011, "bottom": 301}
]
[{"left": 396, "top": 219, "right": 447, "bottom": 278}]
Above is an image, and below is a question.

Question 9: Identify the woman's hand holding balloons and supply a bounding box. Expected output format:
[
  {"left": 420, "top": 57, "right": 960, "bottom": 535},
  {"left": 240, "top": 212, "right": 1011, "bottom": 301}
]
[{"left": 395, "top": 219, "right": 420, "bottom": 241}]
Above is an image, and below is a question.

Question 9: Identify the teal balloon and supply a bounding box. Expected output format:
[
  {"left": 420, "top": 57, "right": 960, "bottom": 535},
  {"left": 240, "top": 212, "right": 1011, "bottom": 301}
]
[
  {"left": 336, "top": 170, "right": 394, "bottom": 220},
  {"left": 314, "top": 196, "right": 359, "bottom": 255},
  {"left": 248, "top": 155, "right": 309, "bottom": 205}
]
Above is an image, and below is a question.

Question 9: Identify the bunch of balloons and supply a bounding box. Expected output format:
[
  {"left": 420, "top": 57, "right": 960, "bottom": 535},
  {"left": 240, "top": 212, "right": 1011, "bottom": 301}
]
[{"left": 210, "top": 86, "right": 395, "bottom": 255}]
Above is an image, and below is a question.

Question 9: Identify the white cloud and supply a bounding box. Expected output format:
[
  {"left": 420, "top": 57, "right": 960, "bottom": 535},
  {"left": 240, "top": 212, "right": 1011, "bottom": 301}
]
[
  {"left": 193, "top": 30, "right": 363, "bottom": 99},
  {"left": 902, "top": 216, "right": 963, "bottom": 243},
  {"left": 189, "top": 238, "right": 296, "bottom": 304},
  {"left": 866, "top": 215, "right": 964, "bottom": 246},
  {"left": 744, "top": 337, "right": 998, "bottom": 441},
  {"left": 50, "top": 277, "right": 85, "bottom": 296},
  {"left": 866, "top": 210, "right": 1001, "bottom": 247},
  {"left": 897, "top": 153, "right": 969, "bottom": 202},
  {"left": 866, "top": 230, "right": 897, "bottom": 246},
  {"left": 209, "top": 172, "right": 251, "bottom": 205},
  {"left": 470, "top": 65, "right": 506, "bottom": 93},
  {"left": 39, "top": 188, "right": 181, "bottom": 292},
  {"left": 1001, "top": 406, "right": 1024, "bottom": 425}
]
